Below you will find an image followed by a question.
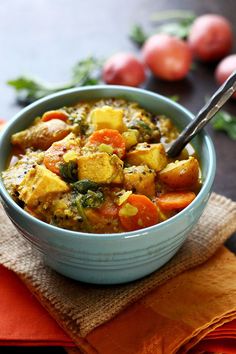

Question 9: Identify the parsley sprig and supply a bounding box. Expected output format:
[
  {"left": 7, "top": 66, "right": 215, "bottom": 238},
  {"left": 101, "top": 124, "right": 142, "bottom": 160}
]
[
  {"left": 129, "top": 10, "right": 196, "bottom": 46},
  {"left": 212, "top": 110, "right": 236, "bottom": 140},
  {"left": 7, "top": 56, "right": 102, "bottom": 105}
]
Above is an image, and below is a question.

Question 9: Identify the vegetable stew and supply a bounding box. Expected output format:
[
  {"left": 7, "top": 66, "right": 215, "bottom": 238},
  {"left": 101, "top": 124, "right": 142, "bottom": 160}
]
[{"left": 2, "top": 99, "right": 201, "bottom": 233}]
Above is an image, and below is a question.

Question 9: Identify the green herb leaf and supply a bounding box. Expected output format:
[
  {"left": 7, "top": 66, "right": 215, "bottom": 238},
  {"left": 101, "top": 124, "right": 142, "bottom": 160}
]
[
  {"left": 68, "top": 108, "right": 89, "bottom": 135},
  {"left": 168, "top": 95, "right": 180, "bottom": 102},
  {"left": 211, "top": 110, "right": 236, "bottom": 140},
  {"left": 74, "top": 195, "right": 91, "bottom": 231},
  {"left": 7, "top": 76, "right": 43, "bottom": 91},
  {"left": 59, "top": 161, "right": 78, "bottom": 182},
  {"left": 129, "top": 10, "right": 196, "bottom": 46},
  {"left": 81, "top": 190, "right": 105, "bottom": 209},
  {"left": 72, "top": 179, "right": 100, "bottom": 194},
  {"left": 72, "top": 179, "right": 105, "bottom": 209},
  {"left": 128, "top": 119, "right": 151, "bottom": 133},
  {"left": 7, "top": 56, "right": 102, "bottom": 105},
  {"left": 72, "top": 56, "right": 103, "bottom": 85},
  {"left": 155, "top": 17, "right": 195, "bottom": 39},
  {"left": 129, "top": 24, "right": 148, "bottom": 46},
  {"left": 128, "top": 118, "right": 160, "bottom": 142},
  {"left": 150, "top": 10, "right": 195, "bottom": 22},
  {"left": 7, "top": 76, "right": 54, "bottom": 104}
]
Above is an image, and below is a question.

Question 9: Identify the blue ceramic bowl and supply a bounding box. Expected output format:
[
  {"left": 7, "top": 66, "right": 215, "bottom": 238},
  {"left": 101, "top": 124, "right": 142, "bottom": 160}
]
[{"left": 0, "top": 86, "right": 216, "bottom": 284}]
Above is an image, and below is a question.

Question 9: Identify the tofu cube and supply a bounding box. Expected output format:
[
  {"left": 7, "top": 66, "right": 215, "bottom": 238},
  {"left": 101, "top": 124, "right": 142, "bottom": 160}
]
[
  {"left": 77, "top": 152, "right": 123, "bottom": 184},
  {"left": 127, "top": 143, "right": 167, "bottom": 171},
  {"left": 124, "top": 165, "right": 156, "bottom": 197},
  {"left": 90, "top": 106, "right": 126, "bottom": 132},
  {"left": 18, "top": 165, "right": 69, "bottom": 207}
]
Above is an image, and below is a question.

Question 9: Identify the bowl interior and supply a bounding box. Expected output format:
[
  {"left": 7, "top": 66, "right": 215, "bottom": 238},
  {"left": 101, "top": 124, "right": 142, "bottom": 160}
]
[
  {"left": 0, "top": 85, "right": 215, "bottom": 237},
  {"left": 0, "top": 86, "right": 211, "bottom": 172}
]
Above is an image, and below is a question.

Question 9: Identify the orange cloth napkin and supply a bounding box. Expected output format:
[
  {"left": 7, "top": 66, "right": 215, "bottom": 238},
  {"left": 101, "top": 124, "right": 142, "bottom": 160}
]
[
  {"left": 0, "top": 264, "right": 75, "bottom": 347},
  {"left": 2, "top": 247, "right": 236, "bottom": 353},
  {"left": 84, "top": 247, "right": 236, "bottom": 354}
]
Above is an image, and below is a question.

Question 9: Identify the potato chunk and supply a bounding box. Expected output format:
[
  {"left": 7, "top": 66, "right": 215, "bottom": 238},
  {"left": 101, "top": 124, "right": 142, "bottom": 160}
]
[
  {"left": 77, "top": 152, "right": 123, "bottom": 184},
  {"left": 90, "top": 106, "right": 126, "bottom": 132},
  {"left": 2, "top": 151, "right": 44, "bottom": 198},
  {"left": 127, "top": 143, "right": 167, "bottom": 171},
  {"left": 11, "top": 119, "right": 71, "bottom": 150},
  {"left": 18, "top": 165, "right": 69, "bottom": 207},
  {"left": 124, "top": 165, "right": 156, "bottom": 197},
  {"left": 159, "top": 157, "right": 200, "bottom": 188}
]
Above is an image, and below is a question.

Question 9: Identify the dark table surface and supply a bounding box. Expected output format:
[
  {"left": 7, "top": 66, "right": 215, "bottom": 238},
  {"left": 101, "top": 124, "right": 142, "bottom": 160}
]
[{"left": 0, "top": 0, "right": 236, "bottom": 353}]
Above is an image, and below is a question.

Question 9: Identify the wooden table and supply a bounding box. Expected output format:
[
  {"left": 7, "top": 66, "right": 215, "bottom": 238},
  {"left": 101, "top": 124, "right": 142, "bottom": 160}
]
[{"left": 0, "top": 0, "right": 235, "bottom": 352}]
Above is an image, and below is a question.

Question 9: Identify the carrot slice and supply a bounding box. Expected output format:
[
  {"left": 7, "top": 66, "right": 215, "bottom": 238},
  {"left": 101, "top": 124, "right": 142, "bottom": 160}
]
[
  {"left": 87, "top": 129, "right": 126, "bottom": 158},
  {"left": 43, "top": 140, "right": 80, "bottom": 175},
  {"left": 156, "top": 192, "right": 196, "bottom": 211},
  {"left": 119, "top": 194, "right": 159, "bottom": 231},
  {"left": 98, "top": 198, "right": 119, "bottom": 218},
  {"left": 43, "top": 141, "right": 67, "bottom": 174},
  {"left": 86, "top": 198, "right": 119, "bottom": 227},
  {"left": 42, "top": 110, "right": 68, "bottom": 122}
]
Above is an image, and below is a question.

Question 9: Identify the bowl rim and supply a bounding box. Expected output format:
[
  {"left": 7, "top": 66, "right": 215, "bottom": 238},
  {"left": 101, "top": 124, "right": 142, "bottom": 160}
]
[{"left": 0, "top": 85, "right": 216, "bottom": 240}]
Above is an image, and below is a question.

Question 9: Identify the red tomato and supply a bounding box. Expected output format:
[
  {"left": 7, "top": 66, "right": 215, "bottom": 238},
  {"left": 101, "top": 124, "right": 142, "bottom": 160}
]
[
  {"left": 142, "top": 34, "right": 192, "bottom": 81},
  {"left": 215, "top": 55, "right": 236, "bottom": 99},
  {"left": 188, "top": 14, "right": 233, "bottom": 62},
  {"left": 102, "top": 52, "right": 146, "bottom": 87}
]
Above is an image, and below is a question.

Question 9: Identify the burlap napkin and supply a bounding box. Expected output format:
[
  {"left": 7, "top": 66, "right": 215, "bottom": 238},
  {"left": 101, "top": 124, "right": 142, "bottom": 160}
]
[{"left": 0, "top": 192, "right": 235, "bottom": 347}]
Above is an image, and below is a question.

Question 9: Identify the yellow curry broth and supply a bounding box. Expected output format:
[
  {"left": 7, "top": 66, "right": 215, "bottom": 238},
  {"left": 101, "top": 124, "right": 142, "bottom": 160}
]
[{"left": 2, "top": 99, "right": 201, "bottom": 233}]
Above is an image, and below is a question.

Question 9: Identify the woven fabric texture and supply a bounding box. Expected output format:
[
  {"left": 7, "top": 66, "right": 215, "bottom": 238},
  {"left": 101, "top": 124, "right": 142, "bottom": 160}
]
[{"left": 0, "top": 193, "right": 235, "bottom": 342}]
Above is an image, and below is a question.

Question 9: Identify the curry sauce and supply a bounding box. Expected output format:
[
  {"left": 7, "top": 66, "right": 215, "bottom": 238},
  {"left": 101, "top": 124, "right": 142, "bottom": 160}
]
[{"left": 2, "top": 99, "right": 201, "bottom": 233}]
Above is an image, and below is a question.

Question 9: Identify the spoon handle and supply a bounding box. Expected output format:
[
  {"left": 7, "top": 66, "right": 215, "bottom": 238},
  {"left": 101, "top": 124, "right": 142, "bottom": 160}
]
[{"left": 167, "top": 70, "right": 236, "bottom": 158}]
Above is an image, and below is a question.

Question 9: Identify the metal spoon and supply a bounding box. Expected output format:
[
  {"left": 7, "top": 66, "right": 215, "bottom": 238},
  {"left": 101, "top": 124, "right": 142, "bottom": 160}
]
[{"left": 167, "top": 70, "right": 236, "bottom": 158}]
